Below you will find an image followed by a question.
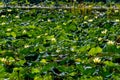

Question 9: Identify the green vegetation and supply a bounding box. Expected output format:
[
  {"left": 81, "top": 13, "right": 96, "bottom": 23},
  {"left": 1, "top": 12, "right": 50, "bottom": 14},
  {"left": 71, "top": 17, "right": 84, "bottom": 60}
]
[{"left": 0, "top": 3, "right": 120, "bottom": 80}]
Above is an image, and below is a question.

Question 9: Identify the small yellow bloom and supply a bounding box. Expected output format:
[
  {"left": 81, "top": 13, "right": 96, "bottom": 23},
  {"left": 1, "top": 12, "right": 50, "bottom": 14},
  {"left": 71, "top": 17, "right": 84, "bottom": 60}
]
[
  {"left": 15, "top": 16, "right": 19, "bottom": 18},
  {"left": 56, "top": 49, "right": 61, "bottom": 53},
  {"left": 51, "top": 37, "right": 56, "bottom": 42},
  {"left": 115, "top": 10, "right": 119, "bottom": 13},
  {"left": 37, "top": 35, "right": 41, "bottom": 38},
  {"left": 83, "top": 21, "right": 88, "bottom": 24},
  {"left": 1, "top": 15, "right": 5, "bottom": 18},
  {"left": 7, "top": 28, "right": 12, "bottom": 31},
  {"left": 70, "top": 47, "right": 74, "bottom": 52},
  {"left": 47, "top": 19, "right": 51, "bottom": 22},
  {"left": 45, "top": 33, "right": 48, "bottom": 35},
  {"left": 101, "top": 29, "right": 107, "bottom": 34},
  {"left": 93, "top": 57, "right": 101, "bottom": 63},
  {"left": 107, "top": 40, "right": 114, "bottom": 45},
  {"left": 95, "top": 16, "right": 98, "bottom": 19},
  {"left": 7, "top": 9, "right": 12, "bottom": 12},
  {"left": 0, "top": 58, "right": 7, "bottom": 62},
  {"left": 24, "top": 45, "right": 30, "bottom": 48},
  {"left": 1, "top": 22, "right": 5, "bottom": 25},
  {"left": 98, "top": 37, "right": 102, "bottom": 41},
  {"left": 23, "top": 30, "right": 27, "bottom": 34},
  {"left": 88, "top": 19, "right": 93, "bottom": 22},
  {"left": 114, "top": 19, "right": 119, "bottom": 22}
]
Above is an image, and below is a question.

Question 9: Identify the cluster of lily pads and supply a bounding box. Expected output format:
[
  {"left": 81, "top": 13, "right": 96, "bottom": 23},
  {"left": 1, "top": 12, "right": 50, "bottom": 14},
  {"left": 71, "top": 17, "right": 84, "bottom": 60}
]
[{"left": 0, "top": 7, "right": 120, "bottom": 80}]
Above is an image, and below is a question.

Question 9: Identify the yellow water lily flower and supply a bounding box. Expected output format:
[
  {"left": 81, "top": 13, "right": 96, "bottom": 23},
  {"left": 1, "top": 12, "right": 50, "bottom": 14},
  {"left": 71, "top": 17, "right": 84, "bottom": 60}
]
[
  {"left": 101, "top": 29, "right": 107, "bottom": 34},
  {"left": 1, "top": 22, "right": 5, "bottom": 25},
  {"left": 93, "top": 57, "right": 101, "bottom": 63},
  {"left": 88, "top": 19, "right": 93, "bottom": 22},
  {"left": 1, "top": 15, "right": 5, "bottom": 18},
  {"left": 7, "top": 28, "right": 12, "bottom": 31},
  {"left": 107, "top": 40, "right": 114, "bottom": 45},
  {"left": 98, "top": 37, "right": 102, "bottom": 41},
  {"left": 24, "top": 45, "right": 30, "bottom": 48},
  {"left": 15, "top": 16, "right": 20, "bottom": 18},
  {"left": 7, "top": 9, "right": 12, "bottom": 12}
]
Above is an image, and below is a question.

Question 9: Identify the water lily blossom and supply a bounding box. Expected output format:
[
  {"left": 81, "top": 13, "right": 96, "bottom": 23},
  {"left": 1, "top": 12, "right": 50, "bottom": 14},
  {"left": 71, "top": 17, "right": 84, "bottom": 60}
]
[
  {"left": 101, "top": 29, "right": 107, "bottom": 34},
  {"left": 70, "top": 47, "right": 75, "bottom": 52},
  {"left": 93, "top": 57, "right": 101, "bottom": 63},
  {"left": 15, "top": 16, "right": 20, "bottom": 18},
  {"left": 47, "top": 19, "right": 51, "bottom": 22},
  {"left": 1, "top": 22, "right": 5, "bottom": 25},
  {"left": 114, "top": 19, "right": 119, "bottom": 22},
  {"left": 88, "top": 19, "right": 93, "bottom": 22},
  {"left": 107, "top": 40, "right": 114, "bottom": 45},
  {"left": 51, "top": 37, "right": 56, "bottom": 42},
  {"left": 7, "top": 9, "right": 12, "bottom": 12},
  {"left": 7, "top": 28, "right": 12, "bottom": 31},
  {"left": 83, "top": 21, "right": 88, "bottom": 24},
  {"left": 115, "top": 10, "right": 119, "bottom": 13},
  {"left": 0, "top": 58, "right": 7, "bottom": 62},
  {"left": 56, "top": 49, "right": 61, "bottom": 53},
  {"left": 1, "top": 15, "right": 6, "bottom": 18},
  {"left": 24, "top": 45, "right": 30, "bottom": 48},
  {"left": 95, "top": 16, "right": 98, "bottom": 19},
  {"left": 37, "top": 35, "right": 41, "bottom": 38},
  {"left": 98, "top": 37, "right": 102, "bottom": 41},
  {"left": 23, "top": 30, "right": 27, "bottom": 34}
]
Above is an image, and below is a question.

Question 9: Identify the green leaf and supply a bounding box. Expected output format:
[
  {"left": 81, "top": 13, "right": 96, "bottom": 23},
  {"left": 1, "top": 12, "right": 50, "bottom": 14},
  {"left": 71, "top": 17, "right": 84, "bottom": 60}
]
[
  {"left": 0, "top": 65, "right": 7, "bottom": 78},
  {"left": 16, "top": 60, "right": 26, "bottom": 66},
  {"left": 11, "top": 32, "right": 16, "bottom": 38},
  {"left": 88, "top": 47, "right": 102, "bottom": 56},
  {"left": 88, "top": 48, "right": 96, "bottom": 55},
  {"left": 103, "top": 45, "right": 119, "bottom": 53},
  {"left": 96, "top": 47, "right": 102, "bottom": 53},
  {"left": 69, "top": 72, "right": 76, "bottom": 76},
  {"left": 32, "top": 68, "right": 40, "bottom": 73},
  {"left": 29, "top": 25, "right": 35, "bottom": 29},
  {"left": 80, "top": 44, "right": 90, "bottom": 52},
  {"left": 104, "top": 61, "right": 115, "bottom": 67}
]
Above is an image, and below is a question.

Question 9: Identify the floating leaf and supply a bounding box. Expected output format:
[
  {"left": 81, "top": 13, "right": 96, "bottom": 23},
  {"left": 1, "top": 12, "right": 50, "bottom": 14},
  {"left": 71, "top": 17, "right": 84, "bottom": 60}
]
[
  {"left": 80, "top": 44, "right": 90, "bottom": 52},
  {"left": 32, "top": 68, "right": 40, "bottom": 73},
  {"left": 104, "top": 61, "right": 115, "bottom": 67},
  {"left": 88, "top": 47, "right": 102, "bottom": 56},
  {"left": 11, "top": 32, "right": 16, "bottom": 38},
  {"left": 96, "top": 47, "right": 102, "bottom": 53},
  {"left": 40, "top": 59, "right": 47, "bottom": 64}
]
